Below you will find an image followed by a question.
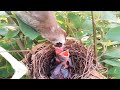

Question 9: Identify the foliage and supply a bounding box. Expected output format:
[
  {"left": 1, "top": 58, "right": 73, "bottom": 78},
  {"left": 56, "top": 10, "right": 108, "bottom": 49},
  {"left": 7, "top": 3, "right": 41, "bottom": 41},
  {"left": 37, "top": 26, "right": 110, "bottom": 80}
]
[{"left": 1, "top": 11, "right": 120, "bottom": 79}]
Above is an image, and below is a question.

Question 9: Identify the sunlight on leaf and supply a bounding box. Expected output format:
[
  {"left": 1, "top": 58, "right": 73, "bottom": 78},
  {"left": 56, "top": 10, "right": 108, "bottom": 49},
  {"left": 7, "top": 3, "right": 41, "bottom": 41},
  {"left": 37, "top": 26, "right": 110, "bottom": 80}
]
[
  {"left": 108, "top": 67, "right": 120, "bottom": 79},
  {"left": 104, "top": 46, "right": 120, "bottom": 58},
  {"left": 101, "top": 11, "right": 117, "bottom": 21},
  {"left": 0, "top": 27, "right": 8, "bottom": 36},
  {"left": 4, "top": 29, "right": 19, "bottom": 38},
  {"left": 67, "top": 13, "right": 81, "bottom": 29},
  {"left": 105, "top": 26, "right": 120, "bottom": 42},
  {"left": 101, "top": 59, "right": 120, "bottom": 67}
]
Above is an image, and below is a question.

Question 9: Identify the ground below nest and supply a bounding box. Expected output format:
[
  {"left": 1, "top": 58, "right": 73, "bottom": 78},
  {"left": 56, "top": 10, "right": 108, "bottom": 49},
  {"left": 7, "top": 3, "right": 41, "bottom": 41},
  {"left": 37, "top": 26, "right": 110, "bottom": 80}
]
[{"left": 22, "top": 37, "right": 106, "bottom": 79}]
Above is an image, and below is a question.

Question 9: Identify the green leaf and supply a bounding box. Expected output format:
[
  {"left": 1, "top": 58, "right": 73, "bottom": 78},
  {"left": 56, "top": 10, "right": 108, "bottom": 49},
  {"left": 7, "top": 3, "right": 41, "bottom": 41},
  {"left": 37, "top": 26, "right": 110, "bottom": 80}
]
[
  {"left": 93, "top": 11, "right": 102, "bottom": 19},
  {"left": 0, "top": 67, "right": 9, "bottom": 78},
  {"left": 0, "top": 62, "right": 14, "bottom": 78},
  {"left": 108, "top": 67, "right": 120, "bottom": 74},
  {"left": 108, "top": 67, "right": 120, "bottom": 79},
  {"left": 67, "top": 13, "right": 81, "bottom": 29},
  {"left": 83, "top": 38, "right": 92, "bottom": 46},
  {"left": 0, "top": 39, "right": 15, "bottom": 49},
  {"left": 0, "top": 27, "right": 8, "bottom": 36},
  {"left": 101, "top": 11, "right": 117, "bottom": 21},
  {"left": 75, "top": 31, "right": 82, "bottom": 39},
  {"left": 5, "top": 30, "right": 19, "bottom": 38},
  {"left": 16, "top": 15, "right": 39, "bottom": 40},
  {"left": 101, "top": 59, "right": 120, "bottom": 67},
  {"left": 105, "top": 26, "right": 120, "bottom": 42},
  {"left": 80, "top": 19, "right": 93, "bottom": 34},
  {"left": 56, "top": 15, "right": 65, "bottom": 22},
  {"left": 0, "top": 58, "right": 6, "bottom": 67},
  {"left": 104, "top": 46, "right": 120, "bottom": 58},
  {"left": 24, "top": 37, "right": 33, "bottom": 49},
  {"left": 102, "top": 55, "right": 115, "bottom": 59},
  {"left": 110, "top": 74, "right": 120, "bottom": 79},
  {"left": 35, "top": 35, "right": 45, "bottom": 41},
  {"left": 107, "top": 24, "right": 120, "bottom": 28}
]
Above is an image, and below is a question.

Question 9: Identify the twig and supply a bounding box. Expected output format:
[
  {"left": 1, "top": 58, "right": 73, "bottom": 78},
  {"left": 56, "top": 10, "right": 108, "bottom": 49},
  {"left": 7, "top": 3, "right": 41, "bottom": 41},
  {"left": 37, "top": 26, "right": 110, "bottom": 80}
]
[
  {"left": 97, "top": 43, "right": 107, "bottom": 60},
  {"left": 16, "top": 39, "right": 27, "bottom": 56},
  {"left": 91, "top": 11, "right": 97, "bottom": 61},
  {"left": 0, "top": 50, "right": 30, "bottom": 53}
]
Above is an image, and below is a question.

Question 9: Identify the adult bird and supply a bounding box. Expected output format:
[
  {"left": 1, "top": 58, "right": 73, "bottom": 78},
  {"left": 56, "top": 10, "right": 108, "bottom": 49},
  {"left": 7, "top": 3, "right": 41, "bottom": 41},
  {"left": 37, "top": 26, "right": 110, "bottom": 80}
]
[
  {"left": 16, "top": 11, "right": 67, "bottom": 46},
  {"left": 0, "top": 11, "right": 67, "bottom": 79}
]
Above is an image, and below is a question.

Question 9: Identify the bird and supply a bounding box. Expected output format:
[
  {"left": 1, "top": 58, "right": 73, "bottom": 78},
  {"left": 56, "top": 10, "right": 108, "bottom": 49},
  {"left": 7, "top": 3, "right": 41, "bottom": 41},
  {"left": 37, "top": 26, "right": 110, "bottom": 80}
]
[
  {"left": 59, "top": 49, "right": 73, "bottom": 68},
  {"left": 53, "top": 45, "right": 64, "bottom": 55},
  {"left": 50, "top": 46, "right": 73, "bottom": 79},
  {"left": 16, "top": 11, "right": 67, "bottom": 46},
  {"left": 50, "top": 63, "right": 70, "bottom": 79},
  {"left": 53, "top": 45, "right": 73, "bottom": 68}
]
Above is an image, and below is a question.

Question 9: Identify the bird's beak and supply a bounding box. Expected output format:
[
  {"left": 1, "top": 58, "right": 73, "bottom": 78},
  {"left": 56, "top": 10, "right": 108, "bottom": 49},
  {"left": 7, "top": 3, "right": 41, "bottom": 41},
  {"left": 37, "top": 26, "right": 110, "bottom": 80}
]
[
  {"left": 59, "top": 49, "right": 69, "bottom": 57},
  {"left": 53, "top": 45, "right": 64, "bottom": 54}
]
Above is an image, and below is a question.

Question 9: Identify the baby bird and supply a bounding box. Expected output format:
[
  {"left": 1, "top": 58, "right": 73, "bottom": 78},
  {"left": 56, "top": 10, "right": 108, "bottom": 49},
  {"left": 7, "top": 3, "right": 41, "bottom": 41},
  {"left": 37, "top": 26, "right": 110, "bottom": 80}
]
[
  {"left": 53, "top": 45, "right": 73, "bottom": 68},
  {"left": 59, "top": 50, "right": 73, "bottom": 68},
  {"left": 50, "top": 45, "right": 74, "bottom": 79},
  {"left": 50, "top": 63, "right": 70, "bottom": 79}
]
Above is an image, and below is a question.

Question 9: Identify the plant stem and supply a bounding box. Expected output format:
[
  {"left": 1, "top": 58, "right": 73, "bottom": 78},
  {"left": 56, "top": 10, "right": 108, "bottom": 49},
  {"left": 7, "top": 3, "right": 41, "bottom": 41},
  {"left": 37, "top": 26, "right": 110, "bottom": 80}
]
[
  {"left": 91, "top": 11, "right": 97, "bottom": 61},
  {"left": 16, "top": 39, "right": 27, "bottom": 57},
  {"left": 0, "top": 50, "right": 30, "bottom": 53},
  {"left": 5, "top": 11, "right": 19, "bottom": 25}
]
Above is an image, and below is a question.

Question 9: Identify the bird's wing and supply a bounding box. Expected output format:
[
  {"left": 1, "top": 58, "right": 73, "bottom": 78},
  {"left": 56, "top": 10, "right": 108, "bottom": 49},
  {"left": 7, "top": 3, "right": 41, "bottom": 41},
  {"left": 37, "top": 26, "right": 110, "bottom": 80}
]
[{"left": 16, "top": 11, "right": 41, "bottom": 32}]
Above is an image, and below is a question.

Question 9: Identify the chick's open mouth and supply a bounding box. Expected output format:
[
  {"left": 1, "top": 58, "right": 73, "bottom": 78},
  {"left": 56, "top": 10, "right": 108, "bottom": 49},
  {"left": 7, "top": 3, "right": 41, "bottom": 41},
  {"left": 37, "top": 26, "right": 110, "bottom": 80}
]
[{"left": 22, "top": 37, "right": 106, "bottom": 79}]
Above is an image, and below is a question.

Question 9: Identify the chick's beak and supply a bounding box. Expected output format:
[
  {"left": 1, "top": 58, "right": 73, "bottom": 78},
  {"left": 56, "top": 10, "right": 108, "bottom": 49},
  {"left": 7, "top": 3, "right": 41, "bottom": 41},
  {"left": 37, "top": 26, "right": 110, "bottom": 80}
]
[{"left": 53, "top": 44, "right": 64, "bottom": 54}]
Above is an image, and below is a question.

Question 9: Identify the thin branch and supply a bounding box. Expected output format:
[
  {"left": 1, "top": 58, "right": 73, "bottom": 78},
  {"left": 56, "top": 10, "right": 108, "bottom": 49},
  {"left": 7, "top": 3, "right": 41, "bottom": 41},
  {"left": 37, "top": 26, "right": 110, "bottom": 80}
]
[
  {"left": 0, "top": 50, "right": 30, "bottom": 53},
  {"left": 97, "top": 43, "right": 107, "bottom": 60},
  {"left": 91, "top": 11, "right": 97, "bottom": 61},
  {"left": 10, "top": 41, "right": 24, "bottom": 59},
  {"left": 16, "top": 39, "right": 28, "bottom": 57}
]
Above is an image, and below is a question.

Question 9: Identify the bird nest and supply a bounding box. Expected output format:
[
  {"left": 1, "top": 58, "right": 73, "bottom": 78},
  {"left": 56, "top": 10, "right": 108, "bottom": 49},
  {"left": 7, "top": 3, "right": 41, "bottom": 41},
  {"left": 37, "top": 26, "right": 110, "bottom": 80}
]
[{"left": 22, "top": 37, "right": 106, "bottom": 79}]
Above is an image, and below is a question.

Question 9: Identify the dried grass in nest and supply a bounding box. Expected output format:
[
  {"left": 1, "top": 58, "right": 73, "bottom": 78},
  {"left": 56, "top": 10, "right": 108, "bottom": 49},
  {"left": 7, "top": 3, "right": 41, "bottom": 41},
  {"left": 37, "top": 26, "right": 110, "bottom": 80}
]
[{"left": 22, "top": 37, "right": 106, "bottom": 79}]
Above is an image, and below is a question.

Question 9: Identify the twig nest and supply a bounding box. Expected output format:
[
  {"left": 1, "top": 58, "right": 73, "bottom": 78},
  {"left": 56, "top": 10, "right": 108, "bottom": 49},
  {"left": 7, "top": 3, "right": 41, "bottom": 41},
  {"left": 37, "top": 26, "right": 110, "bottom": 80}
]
[{"left": 22, "top": 37, "right": 106, "bottom": 79}]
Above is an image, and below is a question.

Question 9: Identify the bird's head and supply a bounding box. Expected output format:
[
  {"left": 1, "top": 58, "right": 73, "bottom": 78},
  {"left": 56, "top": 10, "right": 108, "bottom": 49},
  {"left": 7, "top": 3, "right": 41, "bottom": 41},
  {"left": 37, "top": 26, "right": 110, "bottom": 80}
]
[
  {"left": 16, "top": 11, "right": 67, "bottom": 46},
  {"left": 41, "top": 25, "right": 67, "bottom": 47}
]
